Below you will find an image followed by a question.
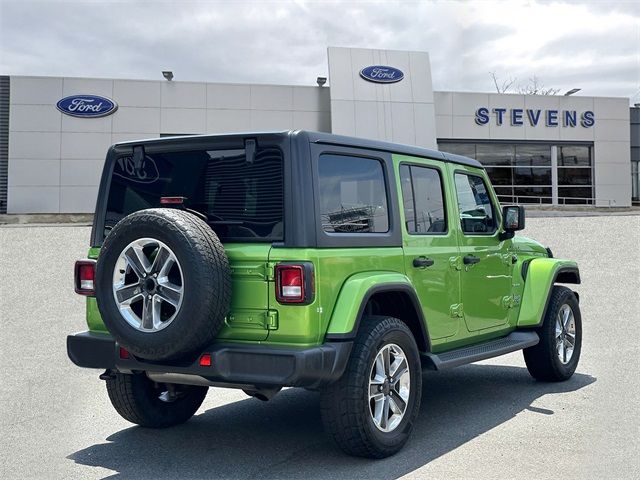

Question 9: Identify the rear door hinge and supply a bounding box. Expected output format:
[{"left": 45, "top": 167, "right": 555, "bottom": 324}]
[
  {"left": 449, "top": 256, "right": 462, "bottom": 271},
  {"left": 450, "top": 303, "right": 464, "bottom": 318},
  {"left": 266, "top": 310, "right": 279, "bottom": 330},
  {"left": 265, "top": 262, "right": 276, "bottom": 281}
]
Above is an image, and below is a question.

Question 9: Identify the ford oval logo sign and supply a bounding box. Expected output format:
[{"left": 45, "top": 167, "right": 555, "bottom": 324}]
[
  {"left": 359, "top": 65, "right": 404, "bottom": 84},
  {"left": 56, "top": 94, "right": 118, "bottom": 118}
]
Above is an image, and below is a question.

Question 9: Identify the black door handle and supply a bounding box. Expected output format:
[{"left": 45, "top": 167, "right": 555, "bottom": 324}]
[
  {"left": 463, "top": 255, "right": 481, "bottom": 265},
  {"left": 413, "top": 257, "right": 435, "bottom": 268}
]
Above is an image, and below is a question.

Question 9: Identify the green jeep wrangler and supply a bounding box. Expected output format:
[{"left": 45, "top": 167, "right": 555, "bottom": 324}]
[{"left": 68, "top": 131, "right": 582, "bottom": 458}]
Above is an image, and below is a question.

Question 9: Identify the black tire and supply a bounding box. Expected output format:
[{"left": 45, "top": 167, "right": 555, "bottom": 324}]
[
  {"left": 320, "top": 316, "right": 422, "bottom": 458},
  {"left": 95, "top": 208, "right": 231, "bottom": 361},
  {"left": 523, "top": 286, "right": 582, "bottom": 382},
  {"left": 106, "top": 372, "right": 208, "bottom": 428}
]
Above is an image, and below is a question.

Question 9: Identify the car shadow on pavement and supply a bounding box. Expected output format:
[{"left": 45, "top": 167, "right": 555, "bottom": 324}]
[{"left": 68, "top": 364, "right": 595, "bottom": 479}]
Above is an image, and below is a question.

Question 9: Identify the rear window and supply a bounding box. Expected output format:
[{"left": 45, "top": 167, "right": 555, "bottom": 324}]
[{"left": 104, "top": 146, "right": 284, "bottom": 242}]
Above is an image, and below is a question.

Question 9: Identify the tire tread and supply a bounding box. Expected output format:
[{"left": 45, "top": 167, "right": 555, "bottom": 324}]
[
  {"left": 523, "top": 285, "right": 581, "bottom": 382},
  {"left": 96, "top": 208, "right": 232, "bottom": 360},
  {"left": 320, "top": 316, "right": 421, "bottom": 458},
  {"left": 106, "top": 373, "right": 207, "bottom": 428}
]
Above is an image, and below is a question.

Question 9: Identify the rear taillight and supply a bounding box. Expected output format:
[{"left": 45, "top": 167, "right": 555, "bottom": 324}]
[
  {"left": 275, "top": 263, "right": 314, "bottom": 304},
  {"left": 74, "top": 259, "right": 96, "bottom": 296},
  {"left": 277, "top": 265, "right": 303, "bottom": 301}
]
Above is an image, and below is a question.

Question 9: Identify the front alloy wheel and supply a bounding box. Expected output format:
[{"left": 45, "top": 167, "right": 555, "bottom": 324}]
[
  {"left": 524, "top": 285, "right": 582, "bottom": 382},
  {"left": 555, "top": 304, "right": 576, "bottom": 365}
]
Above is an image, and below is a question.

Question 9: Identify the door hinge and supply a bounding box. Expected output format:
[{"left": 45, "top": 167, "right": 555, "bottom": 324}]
[
  {"left": 265, "top": 262, "right": 276, "bottom": 281},
  {"left": 501, "top": 295, "right": 520, "bottom": 309},
  {"left": 450, "top": 303, "right": 464, "bottom": 318},
  {"left": 449, "top": 256, "right": 462, "bottom": 271},
  {"left": 502, "top": 253, "right": 516, "bottom": 266},
  {"left": 266, "top": 310, "right": 279, "bottom": 330},
  {"left": 230, "top": 262, "right": 275, "bottom": 281},
  {"left": 226, "top": 309, "right": 279, "bottom": 330}
]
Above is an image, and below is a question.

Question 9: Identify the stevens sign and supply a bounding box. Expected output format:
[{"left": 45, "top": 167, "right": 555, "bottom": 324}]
[{"left": 475, "top": 107, "right": 594, "bottom": 128}]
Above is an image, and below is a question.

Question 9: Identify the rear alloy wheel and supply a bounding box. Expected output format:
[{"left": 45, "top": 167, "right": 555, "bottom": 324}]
[
  {"left": 320, "top": 316, "right": 422, "bottom": 458},
  {"left": 368, "top": 343, "right": 411, "bottom": 433}
]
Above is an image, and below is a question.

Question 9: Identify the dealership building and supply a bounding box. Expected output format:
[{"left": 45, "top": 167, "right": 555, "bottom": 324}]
[{"left": 0, "top": 47, "right": 637, "bottom": 214}]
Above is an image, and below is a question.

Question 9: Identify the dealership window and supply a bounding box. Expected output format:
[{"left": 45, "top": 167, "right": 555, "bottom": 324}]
[
  {"left": 439, "top": 141, "right": 593, "bottom": 205},
  {"left": 557, "top": 145, "right": 593, "bottom": 204},
  {"left": 318, "top": 154, "right": 389, "bottom": 233},
  {"left": 632, "top": 161, "right": 639, "bottom": 203},
  {"left": 448, "top": 143, "right": 476, "bottom": 160}
]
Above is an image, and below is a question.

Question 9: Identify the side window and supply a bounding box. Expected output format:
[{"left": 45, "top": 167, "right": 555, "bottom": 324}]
[
  {"left": 319, "top": 154, "right": 389, "bottom": 233},
  {"left": 400, "top": 164, "right": 447, "bottom": 234},
  {"left": 454, "top": 173, "right": 496, "bottom": 234}
]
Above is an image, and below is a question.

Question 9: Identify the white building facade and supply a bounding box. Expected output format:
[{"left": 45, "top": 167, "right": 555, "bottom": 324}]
[{"left": 0, "top": 47, "right": 634, "bottom": 214}]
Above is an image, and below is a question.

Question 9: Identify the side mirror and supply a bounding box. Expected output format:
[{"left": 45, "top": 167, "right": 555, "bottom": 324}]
[{"left": 499, "top": 205, "right": 525, "bottom": 240}]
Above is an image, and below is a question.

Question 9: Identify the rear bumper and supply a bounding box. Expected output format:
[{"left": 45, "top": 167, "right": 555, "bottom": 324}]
[{"left": 67, "top": 331, "right": 352, "bottom": 388}]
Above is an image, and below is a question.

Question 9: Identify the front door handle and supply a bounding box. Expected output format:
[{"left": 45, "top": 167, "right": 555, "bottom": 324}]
[
  {"left": 463, "top": 255, "right": 481, "bottom": 265},
  {"left": 413, "top": 257, "right": 435, "bottom": 268}
]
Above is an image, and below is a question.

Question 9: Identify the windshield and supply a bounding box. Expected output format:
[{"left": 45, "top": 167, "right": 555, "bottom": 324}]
[{"left": 103, "top": 146, "right": 284, "bottom": 242}]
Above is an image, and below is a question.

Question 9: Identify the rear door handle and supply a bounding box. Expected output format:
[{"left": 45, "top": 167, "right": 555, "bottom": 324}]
[
  {"left": 463, "top": 255, "right": 481, "bottom": 265},
  {"left": 413, "top": 257, "right": 435, "bottom": 268}
]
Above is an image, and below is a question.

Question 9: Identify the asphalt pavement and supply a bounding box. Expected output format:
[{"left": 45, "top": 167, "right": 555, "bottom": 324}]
[{"left": 0, "top": 215, "right": 639, "bottom": 479}]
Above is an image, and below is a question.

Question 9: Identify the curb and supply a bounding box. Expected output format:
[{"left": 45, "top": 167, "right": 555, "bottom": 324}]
[{"left": 0, "top": 214, "right": 94, "bottom": 225}]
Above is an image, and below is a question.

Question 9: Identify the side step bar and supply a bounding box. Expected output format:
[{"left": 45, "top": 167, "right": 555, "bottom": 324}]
[{"left": 421, "top": 331, "right": 539, "bottom": 371}]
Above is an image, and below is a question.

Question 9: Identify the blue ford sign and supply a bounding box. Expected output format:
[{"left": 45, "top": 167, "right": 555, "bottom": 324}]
[
  {"left": 359, "top": 65, "right": 404, "bottom": 84},
  {"left": 56, "top": 95, "right": 118, "bottom": 118}
]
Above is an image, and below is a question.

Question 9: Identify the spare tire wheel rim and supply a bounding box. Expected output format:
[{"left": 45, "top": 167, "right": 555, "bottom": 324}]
[
  {"left": 112, "top": 238, "right": 184, "bottom": 333},
  {"left": 368, "top": 343, "right": 411, "bottom": 433}
]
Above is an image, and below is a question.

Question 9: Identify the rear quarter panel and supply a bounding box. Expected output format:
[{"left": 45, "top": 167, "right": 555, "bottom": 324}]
[{"left": 266, "top": 247, "right": 405, "bottom": 346}]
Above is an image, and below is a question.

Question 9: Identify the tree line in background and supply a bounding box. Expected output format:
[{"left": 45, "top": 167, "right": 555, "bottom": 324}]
[{"left": 490, "top": 72, "right": 560, "bottom": 95}]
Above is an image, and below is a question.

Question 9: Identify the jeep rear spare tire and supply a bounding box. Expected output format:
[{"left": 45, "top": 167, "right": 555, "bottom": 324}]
[{"left": 95, "top": 208, "right": 232, "bottom": 361}]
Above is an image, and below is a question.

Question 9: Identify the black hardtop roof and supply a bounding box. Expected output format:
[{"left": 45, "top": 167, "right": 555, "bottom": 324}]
[
  {"left": 113, "top": 130, "right": 482, "bottom": 169},
  {"left": 304, "top": 131, "right": 482, "bottom": 168}
]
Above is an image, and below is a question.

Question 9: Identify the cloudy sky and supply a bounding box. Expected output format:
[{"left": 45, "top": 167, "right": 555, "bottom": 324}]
[{"left": 1, "top": 0, "right": 638, "bottom": 103}]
